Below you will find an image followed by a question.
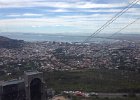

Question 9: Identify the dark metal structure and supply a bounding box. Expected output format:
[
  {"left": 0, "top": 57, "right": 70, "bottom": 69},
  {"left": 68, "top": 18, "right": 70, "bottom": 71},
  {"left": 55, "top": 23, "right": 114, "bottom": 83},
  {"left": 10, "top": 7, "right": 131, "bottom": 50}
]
[{"left": 0, "top": 71, "right": 46, "bottom": 100}]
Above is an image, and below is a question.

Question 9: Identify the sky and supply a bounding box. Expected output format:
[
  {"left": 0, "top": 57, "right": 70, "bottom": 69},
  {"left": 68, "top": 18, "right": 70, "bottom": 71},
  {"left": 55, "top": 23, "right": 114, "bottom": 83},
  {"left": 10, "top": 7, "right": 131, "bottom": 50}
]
[{"left": 0, "top": 0, "right": 140, "bottom": 36}]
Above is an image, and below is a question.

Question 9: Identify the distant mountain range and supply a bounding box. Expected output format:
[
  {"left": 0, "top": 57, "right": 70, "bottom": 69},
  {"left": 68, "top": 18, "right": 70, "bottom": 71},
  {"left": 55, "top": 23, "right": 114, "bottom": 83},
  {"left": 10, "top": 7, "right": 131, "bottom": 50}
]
[
  {"left": 0, "top": 36, "right": 24, "bottom": 48},
  {"left": 94, "top": 33, "right": 139, "bottom": 41},
  {"left": 110, "top": 33, "right": 140, "bottom": 41}
]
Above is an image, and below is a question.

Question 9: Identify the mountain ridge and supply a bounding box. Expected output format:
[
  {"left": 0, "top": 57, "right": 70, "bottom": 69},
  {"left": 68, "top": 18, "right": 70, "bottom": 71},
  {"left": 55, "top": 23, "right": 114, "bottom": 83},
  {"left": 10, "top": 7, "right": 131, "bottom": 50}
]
[{"left": 0, "top": 36, "right": 24, "bottom": 48}]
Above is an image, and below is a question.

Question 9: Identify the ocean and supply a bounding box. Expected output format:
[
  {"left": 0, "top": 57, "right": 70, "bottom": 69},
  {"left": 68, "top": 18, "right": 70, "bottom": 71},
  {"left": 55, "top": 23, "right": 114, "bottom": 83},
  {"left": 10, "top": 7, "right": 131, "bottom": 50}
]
[{"left": 1, "top": 33, "right": 117, "bottom": 43}]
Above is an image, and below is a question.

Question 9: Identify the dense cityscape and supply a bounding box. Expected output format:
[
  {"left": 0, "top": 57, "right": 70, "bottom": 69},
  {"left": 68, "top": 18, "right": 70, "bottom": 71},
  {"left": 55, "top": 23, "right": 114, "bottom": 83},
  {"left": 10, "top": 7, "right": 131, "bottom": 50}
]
[{"left": 0, "top": 36, "right": 140, "bottom": 74}]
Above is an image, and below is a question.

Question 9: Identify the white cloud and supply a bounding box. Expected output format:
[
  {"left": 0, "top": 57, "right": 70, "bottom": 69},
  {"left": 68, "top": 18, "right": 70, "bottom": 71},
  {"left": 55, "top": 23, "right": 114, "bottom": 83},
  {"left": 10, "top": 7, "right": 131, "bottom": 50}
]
[
  {"left": 76, "top": 2, "right": 127, "bottom": 8},
  {"left": 0, "top": 0, "right": 139, "bottom": 34},
  {"left": 0, "top": 12, "right": 139, "bottom": 34},
  {"left": 0, "top": 1, "right": 127, "bottom": 9},
  {"left": 23, "top": 13, "right": 43, "bottom": 16},
  {"left": 44, "top": 7, "right": 139, "bottom": 14},
  {"left": 51, "top": 9, "right": 70, "bottom": 12},
  {"left": 31, "top": 25, "right": 41, "bottom": 28},
  {"left": 7, "top": 13, "right": 43, "bottom": 17}
]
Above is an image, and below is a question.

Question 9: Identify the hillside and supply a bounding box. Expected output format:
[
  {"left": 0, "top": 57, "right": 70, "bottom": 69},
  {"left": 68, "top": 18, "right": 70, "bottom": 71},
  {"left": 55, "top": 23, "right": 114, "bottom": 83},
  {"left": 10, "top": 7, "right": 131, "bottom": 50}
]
[
  {"left": 44, "top": 69, "right": 140, "bottom": 93},
  {"left": 0, "top": 36, "right": 24, "bottom": 48}
]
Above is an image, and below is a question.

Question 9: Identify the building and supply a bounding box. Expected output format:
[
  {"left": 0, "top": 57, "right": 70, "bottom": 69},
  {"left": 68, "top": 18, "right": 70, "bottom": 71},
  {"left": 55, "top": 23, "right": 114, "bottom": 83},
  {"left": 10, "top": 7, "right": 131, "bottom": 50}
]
[
  {"left": 0, "top": 71, "right": 46, "bottom": 100},
  {"left": 0, "top": 79, "right": 25, "bottom": 100}
]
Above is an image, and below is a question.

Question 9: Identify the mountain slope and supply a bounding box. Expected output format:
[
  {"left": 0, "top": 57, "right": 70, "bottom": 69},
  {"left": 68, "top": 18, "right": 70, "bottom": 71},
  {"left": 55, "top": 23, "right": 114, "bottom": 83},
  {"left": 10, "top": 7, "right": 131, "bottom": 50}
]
[{"left": 0, "top": 36, "right": 24, "bottom": 48}]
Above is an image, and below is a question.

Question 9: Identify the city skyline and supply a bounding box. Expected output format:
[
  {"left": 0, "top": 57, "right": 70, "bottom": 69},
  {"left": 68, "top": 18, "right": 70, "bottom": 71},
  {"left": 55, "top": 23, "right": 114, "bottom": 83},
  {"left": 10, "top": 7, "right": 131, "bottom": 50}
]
[{"left": 0, "top": 0, "right": 140, "bottom": 36}]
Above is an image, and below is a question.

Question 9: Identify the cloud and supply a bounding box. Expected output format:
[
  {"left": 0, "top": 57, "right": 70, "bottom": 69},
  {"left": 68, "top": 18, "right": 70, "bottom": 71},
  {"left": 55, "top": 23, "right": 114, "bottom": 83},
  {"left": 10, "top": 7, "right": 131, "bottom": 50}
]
[
  {"left": 51, "top": 9, "right": 70, "bottom": 12},
  {"left": 31, "top": 25, "right": 41, "bottom": 28},
  {"left": 0, "top": 13, "right": 139, "bottom": 30},
  {"left": 7, "top": 13, "right": 43, "bottom": 17},
  {"left": 0, "top": 0, "right": 127, "bottom": 8},
  {"left": 22, "top": 13, "right": 43, "bottom": 16},
  {"left": 0, "top": 0, "right": 139, "bottom": 34}
]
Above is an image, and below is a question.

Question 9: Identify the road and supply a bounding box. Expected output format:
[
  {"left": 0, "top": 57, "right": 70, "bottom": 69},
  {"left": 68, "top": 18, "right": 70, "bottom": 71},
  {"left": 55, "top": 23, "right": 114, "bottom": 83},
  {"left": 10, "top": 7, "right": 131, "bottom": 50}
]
[{"left": 97, "top": 93, "right": 140, "bottom": 98}]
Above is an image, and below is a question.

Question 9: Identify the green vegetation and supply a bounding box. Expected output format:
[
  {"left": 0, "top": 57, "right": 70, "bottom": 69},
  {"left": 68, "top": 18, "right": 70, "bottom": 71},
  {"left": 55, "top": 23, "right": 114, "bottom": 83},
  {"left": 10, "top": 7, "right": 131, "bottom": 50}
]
[
  {"left": 43, "top": 69, "right": 140, "bottom": 93},
  {"left": 0, "top": 69, "right": 140, "bottom": 94}
]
